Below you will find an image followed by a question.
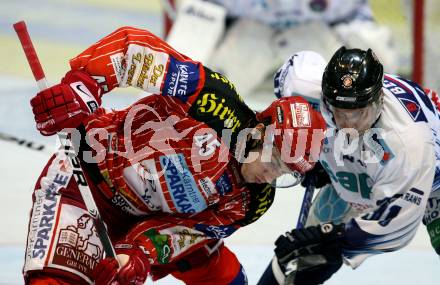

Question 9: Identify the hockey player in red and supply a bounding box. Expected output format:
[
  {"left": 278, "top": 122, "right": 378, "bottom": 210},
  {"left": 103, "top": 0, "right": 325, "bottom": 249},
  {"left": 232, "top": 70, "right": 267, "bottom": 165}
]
[{"left": 23, "top": 27, "right": 326, "bottom": 285}]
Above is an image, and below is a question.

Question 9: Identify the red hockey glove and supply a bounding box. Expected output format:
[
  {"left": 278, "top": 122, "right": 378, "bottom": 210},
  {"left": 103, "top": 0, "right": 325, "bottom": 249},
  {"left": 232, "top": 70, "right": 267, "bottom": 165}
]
[
  {"left": 30, "top": 70, "right": 102, "bottom": 136},
  {"left": 92, "top": 243, "right": 151, "bottom": 285}
]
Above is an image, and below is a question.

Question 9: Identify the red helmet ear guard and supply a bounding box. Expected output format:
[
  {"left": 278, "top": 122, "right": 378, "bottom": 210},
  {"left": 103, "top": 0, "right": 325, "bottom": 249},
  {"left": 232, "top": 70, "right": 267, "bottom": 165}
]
[{"left": 256, "top": 96, "right": 327, "bottom": 174}]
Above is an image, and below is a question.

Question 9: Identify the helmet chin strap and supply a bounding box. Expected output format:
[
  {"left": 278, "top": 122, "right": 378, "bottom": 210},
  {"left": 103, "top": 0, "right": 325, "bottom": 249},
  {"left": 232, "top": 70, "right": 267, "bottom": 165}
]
[{"left": 320, "top": 97, "right": 337, "bottom": 128}]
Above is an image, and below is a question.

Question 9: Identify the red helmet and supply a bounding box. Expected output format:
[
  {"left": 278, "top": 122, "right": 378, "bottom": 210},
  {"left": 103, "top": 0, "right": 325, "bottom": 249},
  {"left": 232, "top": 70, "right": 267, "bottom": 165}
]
[{"left": 256, "top": 96, "right": 326, "bottom": 175}]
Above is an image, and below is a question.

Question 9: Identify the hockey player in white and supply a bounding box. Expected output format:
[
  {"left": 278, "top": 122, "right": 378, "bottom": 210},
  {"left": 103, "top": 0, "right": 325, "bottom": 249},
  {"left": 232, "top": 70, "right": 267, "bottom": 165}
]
[
  {"left": 257, "top": 48, "right": 440, "bottom": 284},
  {"left": 202, "top": 0, "right": 399, "bottom": 96}
]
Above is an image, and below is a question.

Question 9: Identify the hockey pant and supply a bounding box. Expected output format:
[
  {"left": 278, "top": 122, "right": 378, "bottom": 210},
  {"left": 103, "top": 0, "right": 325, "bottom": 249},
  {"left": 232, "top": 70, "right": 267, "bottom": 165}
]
[{"left": 23, "top": 151, "right": 246, "bottom": 284}]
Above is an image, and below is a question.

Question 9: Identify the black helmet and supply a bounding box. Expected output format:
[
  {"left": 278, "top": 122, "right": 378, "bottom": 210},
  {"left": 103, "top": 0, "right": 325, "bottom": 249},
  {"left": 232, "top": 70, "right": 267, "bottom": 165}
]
[{"left": 322, "top": 46, "right": 384, "bottom": 109}]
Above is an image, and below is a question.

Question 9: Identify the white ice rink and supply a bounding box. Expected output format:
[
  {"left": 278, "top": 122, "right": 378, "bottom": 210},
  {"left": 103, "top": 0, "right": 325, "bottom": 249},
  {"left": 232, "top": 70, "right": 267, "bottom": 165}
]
[{"left": 0, "top": 1, "right": 438, "bottom": 284}]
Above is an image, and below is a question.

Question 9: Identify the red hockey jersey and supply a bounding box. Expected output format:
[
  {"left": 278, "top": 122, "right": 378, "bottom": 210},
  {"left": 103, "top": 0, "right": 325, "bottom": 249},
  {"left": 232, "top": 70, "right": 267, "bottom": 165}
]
[{"left": 70, "top": 26, "right": 275, "bottom": 266}]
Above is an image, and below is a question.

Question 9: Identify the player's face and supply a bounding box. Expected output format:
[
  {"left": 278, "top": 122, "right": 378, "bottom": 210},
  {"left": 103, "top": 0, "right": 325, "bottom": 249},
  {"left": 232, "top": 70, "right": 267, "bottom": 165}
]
[
  {"left": 240, "top": 146, "right": 294, "bottom": 185},
  {"left": 331, "top": 99, "right": 381, "bottom": 133}
]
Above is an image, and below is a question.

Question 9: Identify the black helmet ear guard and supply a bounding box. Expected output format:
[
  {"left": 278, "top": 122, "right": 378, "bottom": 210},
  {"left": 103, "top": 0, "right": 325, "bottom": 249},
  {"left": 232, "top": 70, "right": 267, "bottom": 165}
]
[{"left": 322, "top": 46, "right": 384, "bottom": 109}]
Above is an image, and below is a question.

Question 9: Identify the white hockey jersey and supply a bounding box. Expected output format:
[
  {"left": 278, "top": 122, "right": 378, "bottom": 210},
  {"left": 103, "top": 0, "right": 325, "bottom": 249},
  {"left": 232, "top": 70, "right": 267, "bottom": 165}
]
[
  {"left": 320, "top": 75, "right": 439, "bottom": 267},
  {"left": 208, "top": 0, "right": 373, "bottom": 28},
  {"left": 276, "top": 51, "right": 440, "bottom": 267}
]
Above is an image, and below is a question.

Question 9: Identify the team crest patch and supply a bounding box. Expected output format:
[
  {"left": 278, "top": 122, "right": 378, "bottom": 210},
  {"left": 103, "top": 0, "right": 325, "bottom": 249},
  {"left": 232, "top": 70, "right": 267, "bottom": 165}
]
[{"left": 341, "top": 74, "right": 354, "bottom": 89}]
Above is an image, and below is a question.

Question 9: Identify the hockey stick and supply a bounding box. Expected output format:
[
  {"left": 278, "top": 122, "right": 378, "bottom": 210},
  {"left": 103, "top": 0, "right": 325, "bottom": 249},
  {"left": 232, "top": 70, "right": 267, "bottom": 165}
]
[
  {"left": 256, "top": 176, "right": 317, "bottom": 285},
  {"left": 0, "top": 131, "right": 49, "bottom": 153},
  {"left": 296, "top": 175, "right": 316, "bottom": 229},
  {"left": 13, "top": 21, "right": 117, "bottom": 260},
  {"left": 161, "top": 0, "right": 177, "bottom": 22}
]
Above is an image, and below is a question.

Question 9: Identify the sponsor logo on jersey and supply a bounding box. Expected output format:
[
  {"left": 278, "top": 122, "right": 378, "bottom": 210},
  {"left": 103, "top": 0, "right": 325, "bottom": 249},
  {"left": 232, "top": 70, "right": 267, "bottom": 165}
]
[
  {"left": 136, "top": 53, "right": 165, "bottom": 89},
  {"left": 198, "top": 177, "right": 219, "bottom": 205},
  {"left": 110, "top": 52, "right": 125, "bottom": 84},
  {"left": 349, "top": 202, "right": 373, "bottom": 212},
  {"left": 52, "top": 213, "right": 103, "bottom": 281},
  {"left": 384, "top": 77, "right": 427, "bottom": 122},
  {"left": 194, "top": 224, "right": 237, "bottom": 238},
  {"left": 124, "top": 45, "right": 167, "bottom": 94},
  {"left": 276, "top": 106, "right": 284, "bottom": 124},
  {"left": 123, "top": 160, "right": 164, "bottom": 211},
  {"left": 215, "top": 172, "right": 233, "bottom": 196},
  {"left": 209, "top": 72, "right": 238, "bottom": 93},
  {"left": 198, "top": 177, "right": 216, "bottom": 196},
  {"left": 424, "top": 196, "right": 440, "bottom": 224},
  {"left": 176, "top": 228, "right": 204, "bottom": 250},
  {"left": 193, "top": 93, "right": 242, "bottom": 132},
  {"left": 25, "top": 157, "right": 70, "bottom": 267},
  {"left": 290, "top": 102, "right": 311, "bottom": 127},
  {"left": 161, "top": 154, "right": 207, "bottom": 213},
  {"left": 144, "top": 228, "right": 172, "bottom": 264},
  {"left": 241, "top": 184, "right": 275, "bottom": 226},
  {"left": 111, "top": 192, "right": 145, "bottom": 215},
  {"left": 159, "top": 226, "right": 205, "bottom": 256},
  {"left": 163, "top": 57, "right": 199, "bottom": 100},
  {"left": 27, "top": 188, "right": 60, "bottom": 261},
  {"left": 402, "top": 188, "right": 423, "bottom": 206}
]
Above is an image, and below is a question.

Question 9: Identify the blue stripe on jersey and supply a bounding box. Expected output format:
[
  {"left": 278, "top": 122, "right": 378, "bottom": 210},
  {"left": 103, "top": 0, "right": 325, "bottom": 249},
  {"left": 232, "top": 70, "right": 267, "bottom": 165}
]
[
  {"left": 433, "top": 167, "right": 440, "bottom": 192},
  {"left": 342, "top": 217, "right": 419, "bottom": 253},
  {"left": 397, "top": 76, "right": 436, "bottom": 114},
  {"left": 383, "top": 76, "right": 427, "bottom": 122}
]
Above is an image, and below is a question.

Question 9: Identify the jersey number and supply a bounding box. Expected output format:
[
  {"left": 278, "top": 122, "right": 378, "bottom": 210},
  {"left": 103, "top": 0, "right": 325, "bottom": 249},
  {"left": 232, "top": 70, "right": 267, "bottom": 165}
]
[{"left": 194, "top": 133, "right": 221, "bottom": 157}]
